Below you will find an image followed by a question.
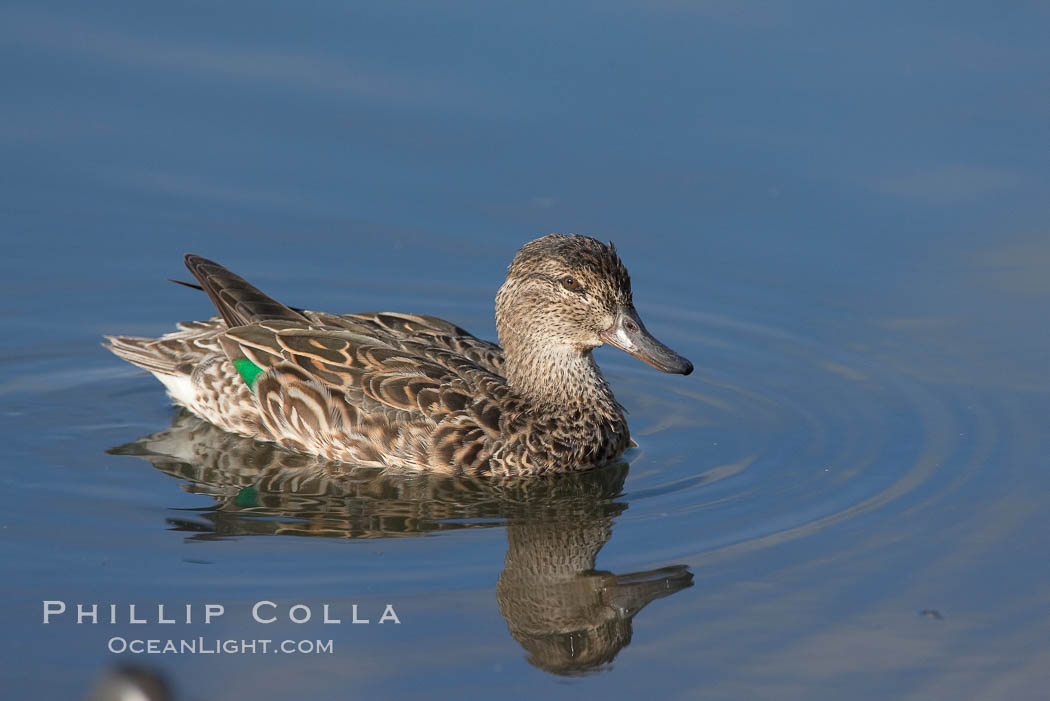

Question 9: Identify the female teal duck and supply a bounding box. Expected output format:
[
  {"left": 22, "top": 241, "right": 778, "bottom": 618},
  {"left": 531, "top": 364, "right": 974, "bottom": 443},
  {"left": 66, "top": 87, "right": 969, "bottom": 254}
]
[{"left": 105, "top": 234, "right": 692, "bottom": 476}]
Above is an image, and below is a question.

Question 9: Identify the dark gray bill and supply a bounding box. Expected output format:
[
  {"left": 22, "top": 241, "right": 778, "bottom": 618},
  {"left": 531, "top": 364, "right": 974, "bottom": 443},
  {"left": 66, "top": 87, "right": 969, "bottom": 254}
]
[{"left": 599, "top": 306, "right": 693, "bottom": 375}]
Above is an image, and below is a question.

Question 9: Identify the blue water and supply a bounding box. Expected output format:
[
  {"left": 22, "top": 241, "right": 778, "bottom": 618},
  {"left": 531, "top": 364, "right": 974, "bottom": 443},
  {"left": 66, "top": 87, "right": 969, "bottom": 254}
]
[{"left": 2, "top": 2, "right": 1048, "bottom": 699}]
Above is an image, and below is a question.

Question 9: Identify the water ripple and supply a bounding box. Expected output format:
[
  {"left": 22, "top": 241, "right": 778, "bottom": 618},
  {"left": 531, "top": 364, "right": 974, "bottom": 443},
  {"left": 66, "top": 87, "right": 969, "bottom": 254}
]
[{"left": 607, "top": 303, "right": 962, "bottom": 567}]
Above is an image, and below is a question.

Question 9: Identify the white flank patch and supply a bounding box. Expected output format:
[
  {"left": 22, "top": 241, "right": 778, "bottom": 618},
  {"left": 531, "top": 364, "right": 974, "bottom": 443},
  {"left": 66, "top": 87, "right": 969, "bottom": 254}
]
[{"left": 155, "top": 373, "right": 196, "bottom": 406}]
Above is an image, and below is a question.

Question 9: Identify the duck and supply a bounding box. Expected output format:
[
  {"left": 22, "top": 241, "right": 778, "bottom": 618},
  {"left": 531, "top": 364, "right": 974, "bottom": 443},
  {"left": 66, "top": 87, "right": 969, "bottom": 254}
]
[{"left": 105, "top": 234, "right": 692, "bottom": 476}]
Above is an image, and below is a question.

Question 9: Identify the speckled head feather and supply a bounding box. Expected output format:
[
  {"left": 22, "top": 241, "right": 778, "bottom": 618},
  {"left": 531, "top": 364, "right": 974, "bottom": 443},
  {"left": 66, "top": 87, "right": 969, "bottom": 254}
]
[
  {"left": 507, "top": 234, "right": 632, "bottom": 306},
  {"left": 495, "top": 234, "right": 634, "bottom": 363}
]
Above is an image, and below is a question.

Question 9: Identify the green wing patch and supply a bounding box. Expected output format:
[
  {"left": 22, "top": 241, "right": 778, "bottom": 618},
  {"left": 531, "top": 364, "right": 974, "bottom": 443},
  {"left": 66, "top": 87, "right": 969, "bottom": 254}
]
[{"left": 233, "top": 357, "right": 264, "bottom": 388}]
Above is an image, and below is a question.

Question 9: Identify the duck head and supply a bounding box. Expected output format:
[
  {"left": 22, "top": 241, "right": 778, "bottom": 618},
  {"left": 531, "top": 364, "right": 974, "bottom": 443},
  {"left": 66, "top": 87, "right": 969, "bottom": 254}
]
[{"left": 495, "top": 234, "right": 693, "bottom": 384}]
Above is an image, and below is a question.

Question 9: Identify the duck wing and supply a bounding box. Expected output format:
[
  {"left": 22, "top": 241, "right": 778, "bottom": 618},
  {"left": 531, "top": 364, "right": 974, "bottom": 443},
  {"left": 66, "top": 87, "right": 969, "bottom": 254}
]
[
  {"left": 217, "top": 321, "right": 514, "bottom": 471},
  {"left": 184, "top": 254, "right": 504, "bottom": 373},
  {"left": 220, "top": 321, "right": 504, "bottom": 414},
  {"left": 306, "top": 311, "right": 505, "bottom": 375},
  {"left": 183, "top": 255, "right": 515, "bottom": 471}
]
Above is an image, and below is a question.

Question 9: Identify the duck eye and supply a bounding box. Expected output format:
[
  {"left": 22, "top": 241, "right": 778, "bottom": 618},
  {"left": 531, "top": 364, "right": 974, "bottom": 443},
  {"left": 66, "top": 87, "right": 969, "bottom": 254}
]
[{"left": 561, "top": 276, "right": 582, "bottom": 292}]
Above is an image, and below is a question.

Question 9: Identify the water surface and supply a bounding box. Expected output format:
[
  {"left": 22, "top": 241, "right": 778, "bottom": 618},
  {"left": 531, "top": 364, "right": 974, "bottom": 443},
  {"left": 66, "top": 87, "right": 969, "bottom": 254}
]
[{"left": 2, "top": 2, "right": 1048, "bottom": 699}]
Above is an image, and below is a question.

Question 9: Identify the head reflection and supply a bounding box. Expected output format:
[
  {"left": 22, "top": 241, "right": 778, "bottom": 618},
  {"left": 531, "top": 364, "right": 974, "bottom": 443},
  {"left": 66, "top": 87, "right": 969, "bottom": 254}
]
[{"left": 111, "top": 412, "right": 693, "bottom": 675}]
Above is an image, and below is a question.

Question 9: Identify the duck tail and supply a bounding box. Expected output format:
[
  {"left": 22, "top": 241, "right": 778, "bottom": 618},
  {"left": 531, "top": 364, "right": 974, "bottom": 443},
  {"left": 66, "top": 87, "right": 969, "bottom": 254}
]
[
  {"left": 183, "top": 254, "right": 308, "bottom": 328},
  {"left": 102, "top": 334, "right": 186, "bottom": 376}
]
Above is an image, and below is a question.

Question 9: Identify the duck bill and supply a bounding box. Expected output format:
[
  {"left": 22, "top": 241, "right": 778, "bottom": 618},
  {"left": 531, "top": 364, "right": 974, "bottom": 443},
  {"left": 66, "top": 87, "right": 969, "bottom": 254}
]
[{"left": 600, "top": 306, "right": 693, "bottom": 375}]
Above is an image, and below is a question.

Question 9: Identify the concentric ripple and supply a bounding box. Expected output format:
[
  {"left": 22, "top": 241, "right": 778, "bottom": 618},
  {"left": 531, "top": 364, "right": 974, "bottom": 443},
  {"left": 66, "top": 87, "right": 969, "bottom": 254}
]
[{"left": 603, "top": 303, "right": 970, "bottom": 567}]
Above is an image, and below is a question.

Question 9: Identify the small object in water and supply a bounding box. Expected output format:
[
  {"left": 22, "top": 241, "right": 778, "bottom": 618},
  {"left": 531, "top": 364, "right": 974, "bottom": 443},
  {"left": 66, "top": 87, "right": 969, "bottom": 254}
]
[
  {"left": 89, "top": 664, "right": 172, "bottom": 701},
  {"left": 105, "top": 234, "right": 692, "bottom": 475},
  {"left": 919, "top": 609, "right": 944, "bottom": 620}
]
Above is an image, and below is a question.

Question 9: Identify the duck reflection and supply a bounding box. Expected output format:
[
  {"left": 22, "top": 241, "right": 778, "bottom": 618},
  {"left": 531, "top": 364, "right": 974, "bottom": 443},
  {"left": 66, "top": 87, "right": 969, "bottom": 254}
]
[{"left": 110, "top": 411, "right": 693, "bottom": 675}]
